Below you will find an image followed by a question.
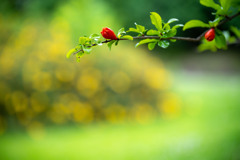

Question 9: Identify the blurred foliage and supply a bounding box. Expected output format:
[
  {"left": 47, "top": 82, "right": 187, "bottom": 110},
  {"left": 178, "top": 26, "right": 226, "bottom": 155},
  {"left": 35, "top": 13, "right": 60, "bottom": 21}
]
[
  {"left": 0, "top": 0, "right": 182, "bottom": 135},
  {"left": 0, "top": 0, "right": 240, "bottom": 159}
]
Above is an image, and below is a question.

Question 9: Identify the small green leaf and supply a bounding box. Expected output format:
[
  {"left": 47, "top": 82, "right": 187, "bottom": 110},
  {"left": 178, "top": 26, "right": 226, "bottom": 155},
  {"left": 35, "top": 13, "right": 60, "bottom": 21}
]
[
  {"left": 167, "top": 18, "right": 179, "bottom": 24},
  {"left": 158, "top": 40, "right": 170, "bottom": 48},
  {"left": 200, "top": 0, "right": 221, "bottom": 11},
  {"left": 170, "top": 39, "right": 177, "bottom": 42},
  {"left": 115, "top": 40, "right": 119, "bottom": 46},
  {"left": 66, "top": 48, "right": 77, "bottom": 58},
  {"left": 82, "top": 45, "right": 92, "bottom": 54},
  {"left": 117, "top": 28, "right": 126, "bottom": 38},
  {"left": 107, "top": 40, "right": 116, "bottom": 50},
  {"left": 148, "top": 42, "right": 157, "bottom": 50},
  {"left": 135, "top": 39, "right": 159, "bottom": 47},
  {"left": 231, "top": 26, "right": 240, "bottom": 38},
  {"left": 183, "top": 20, "right": 210, "bottom": 30},
  {"left": 150, "top": 12, "right": 162, "bottom": 31},
  {"left": 208, "top": 17, "right": 223, "bottom": 27},
  {"left": 135, "top": 23, "right": 146, "bottom": 33},
  {"left": 90, "top": 34, "right": 100, "bottom": 39},
  {"left": 215, "top": 33, "right": 227, "bottom": 49},
  {"left": 172, "top": 24, "right": 184, "bottom": 30},
  {"left": 219, "top": 0, "right": 232, "bottom": 13},
  {"left": 79, "top": 37, "right": 89, "bottom": 44},
  {"left": 147, "top": 29, "right": 160, "bottom": 36},
  {"left": 121, "top": 35, "right": 133, "bottom": 40},
  {"left": 198, "top": 39, "right": 217, "bottom": 52},
  {"left": 164, "top": 29, "right": 177, "bottom": 37},
  {"left": 163, "top": 23, "right": 170, "bottom": 31},
  {"left": 127, "top": 28, "right": 140, "bottom": 33}
]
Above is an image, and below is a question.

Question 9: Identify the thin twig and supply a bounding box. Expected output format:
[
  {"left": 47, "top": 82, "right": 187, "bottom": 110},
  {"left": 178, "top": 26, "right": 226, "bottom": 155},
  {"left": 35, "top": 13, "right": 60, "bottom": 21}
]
[{"left": 73, "top": 12, "right": 240, "bottom": 55}]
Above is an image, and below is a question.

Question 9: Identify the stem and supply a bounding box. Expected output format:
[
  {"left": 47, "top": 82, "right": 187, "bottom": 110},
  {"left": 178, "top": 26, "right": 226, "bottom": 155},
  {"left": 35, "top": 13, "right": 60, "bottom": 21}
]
[{"left": 73, "top": 11, "right": 240, "bottom": 55}]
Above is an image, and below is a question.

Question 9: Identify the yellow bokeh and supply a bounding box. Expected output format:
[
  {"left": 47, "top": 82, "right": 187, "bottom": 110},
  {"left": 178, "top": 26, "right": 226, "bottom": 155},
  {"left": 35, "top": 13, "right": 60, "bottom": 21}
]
[
  {"left": 71, "top": 101, "right": 94, "bottom": 124},
  {"left": 158, "top": 92, "right": 181, "bottom": 118},
  {"left": 144, "top": 67, "right": 171, "bottom": 90},
  {"left": 104, "top": 104, "right": 126, "bottom": 123},
  {"left": 108, "top": 71, "right": 131, "bottom": 94}
]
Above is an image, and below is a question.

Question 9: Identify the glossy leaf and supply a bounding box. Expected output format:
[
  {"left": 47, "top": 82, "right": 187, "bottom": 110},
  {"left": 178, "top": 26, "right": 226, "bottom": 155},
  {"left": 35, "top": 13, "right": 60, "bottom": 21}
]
[
  {"left": 215, "top": 33, "right": 227, "bottom": 49},
  {"left": 150, "top": 12, "right": 162, "bottom": 31},
  {"left": 183, "top": 20, "right": 210, "bottom": 30},
  {"left": 107, "top": 40, "right": 116, "bottom": 50},
  {"left": 231, "top": 26, "right": 240, "bottom": 38},
  {"left": 82, "top": 45, "right": 92, "bottom": 54},
  {"left": 172, "top": 24, "right": 184, "bottom": 30},
  {"left": 121, "top": 35, "right": 133, "bottom": 40},
  {"left": 79, "top": 37, "right": 89, "bottom": 45},
  {"left": 117, "top": 28, "right": 126, "bottom": 38},
  {"left": 167, "top": 18, "right": 179, "bottom": 24},
  {"left": 208, "top": 17, "right": 223, "bottom": 27},
  {"left": 198, "top": 39, "right": 217, "bottom": 52},
  {"left": 66, "top": 48, "right": 77, "bottom": 58},
  {"left": 127, "top": 28, "right": 140, "bottom": 33},
  {"left": 135, "top": 39, "right": 159, "bottom": 47},
  {"left": 200, "top": 0, "right": 221, "bottom": 10},
  {"left": 135, "top": 23, "right": 146, "bottom": 33},
  {"left": 158, "top": 40, "right": 170, "bottom": 48},
  {"left": 147, "top": 29, "right": 160, "bottom": 36},
  {"left": 148, "top": 42, "right": 157, "bottom": 50},
  {"left": 219, "top": 0, "right": 232, "bottom": 13}
]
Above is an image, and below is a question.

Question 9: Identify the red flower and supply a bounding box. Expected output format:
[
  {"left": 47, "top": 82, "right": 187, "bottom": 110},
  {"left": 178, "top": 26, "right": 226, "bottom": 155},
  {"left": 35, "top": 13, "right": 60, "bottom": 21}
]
[
  {"left": 205, "top": 28, "right": 215, "bottom": 41},
  {"left": 101, "top": 27, "right": 118, "bottom": 40}
]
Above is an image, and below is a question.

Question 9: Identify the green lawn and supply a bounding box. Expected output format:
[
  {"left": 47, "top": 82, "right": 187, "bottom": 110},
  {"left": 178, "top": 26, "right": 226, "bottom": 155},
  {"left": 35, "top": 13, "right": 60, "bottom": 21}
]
[{"left": 1, "top": 74, "right": 240, "bottom": 160}]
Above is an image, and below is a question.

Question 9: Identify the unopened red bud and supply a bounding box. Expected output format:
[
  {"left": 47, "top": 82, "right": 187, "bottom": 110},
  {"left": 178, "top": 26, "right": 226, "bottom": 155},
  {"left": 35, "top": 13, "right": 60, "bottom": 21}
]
[
  {"left": 205, "top": 28, "right": 215, "bottom": 41},
  {"left": 101, "top": 27, "right": 118, "bottom": 40}
]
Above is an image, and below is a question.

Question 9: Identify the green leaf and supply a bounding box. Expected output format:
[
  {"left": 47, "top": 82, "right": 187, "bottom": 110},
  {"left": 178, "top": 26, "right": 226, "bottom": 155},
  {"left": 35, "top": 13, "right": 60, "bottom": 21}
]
[
  {"left": 172, "top": 24, "right": 184, "bottom": 30},
  {"left": 107, "top": 40, "right": 116, "bottom": 50},
  {"left": 162, "top": 18, "right": 179, "bottom": 30},
  {"left": 183, "top": 20, "right": 210, "bottom": 30},
  {"left": 200, "top": 0, "right": 221, "bottom": 10},
  {"left": 231, "top": 26, "right": 240, "bottom": 38},
  {"left": 167, "top": 18, "right": 179, "bottom": 24},
  {"left": 219, "top": 0, "right": 232, "bottom": 13},
  {"left": 150, "top": 12, "right": 162, "bottom": 31},
  {"left": 158, "top": 40, "right": 170, "bottom": 48},
  {"left": 163, "top": 23, "right": 171, "bottom": 31},
  {"left": 148, "top": 42, "right": 157, "bottom": 50},
  {"left": 121, "top": 35, "right": 133, "bottom": 40},
  {"left": 135, "top": 39, "right": 159, "bottom": 47},
  {"left": 89, "top": 34, "right": 100, "bottom": 39},
  {"left": 170, "top": 39, "right": 177, "bottom": 42},
  {"left": 66, "top": 48, "right": 77, "bottom": 58},
  {"left": 147, "top": 29, "right": 160, "bottom": 36},
  {"left": 127, "top": 28, "right": 140, "bottom": 33},
  {"left": 115, "top": 40, "right": 119, "bottom": 46},
  {"left": 208, "top": 17, "right": 223, "bottom": 27},
  {"left": 164, "top": 29, "right": 177, "bottom": 37},
  {"left": 198, "top": 39, "right": 217, "bottom": 52},
  {"left": 117, "top": 28, "right": 126, "bottom": 38},
  {"left": 135, "top": 23, "right": 146, "bottom": 33},
  {"left": 79, "top": 37, "right": 89, "bottom": 44},
  {"left": 82, "top": 45, "right": 92, "bottom": 54},
  {"left": 215, "top": 33, "right": 227, "bottom": 49}
]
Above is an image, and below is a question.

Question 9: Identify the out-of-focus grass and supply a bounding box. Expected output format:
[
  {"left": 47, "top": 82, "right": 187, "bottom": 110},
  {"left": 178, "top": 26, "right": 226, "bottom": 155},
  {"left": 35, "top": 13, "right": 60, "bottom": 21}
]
[{"left": 1, "top": 75, "right": 240, "bottom": 160}]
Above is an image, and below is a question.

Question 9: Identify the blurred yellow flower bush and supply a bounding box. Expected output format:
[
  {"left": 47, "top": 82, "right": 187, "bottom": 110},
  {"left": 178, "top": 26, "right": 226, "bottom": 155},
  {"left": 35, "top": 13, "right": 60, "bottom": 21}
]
[{"left": 0, "top": 3, "right": 181, "bottom": 135}]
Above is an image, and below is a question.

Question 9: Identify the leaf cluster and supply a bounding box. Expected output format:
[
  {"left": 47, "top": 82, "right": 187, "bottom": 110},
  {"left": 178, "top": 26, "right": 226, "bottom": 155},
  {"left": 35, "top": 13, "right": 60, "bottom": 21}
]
[
  {"left": 183, "top": 0, "right": 240, "bottom": 51},
  {"left": 67, "top": 0, "right": 240, "bottom": 61}
]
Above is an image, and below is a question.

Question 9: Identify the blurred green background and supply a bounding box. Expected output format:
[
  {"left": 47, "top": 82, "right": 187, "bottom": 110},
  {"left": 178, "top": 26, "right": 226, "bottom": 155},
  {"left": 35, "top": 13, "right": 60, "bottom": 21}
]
[{"left": 0, "top": 0, "right": 240, "bottom": 159}]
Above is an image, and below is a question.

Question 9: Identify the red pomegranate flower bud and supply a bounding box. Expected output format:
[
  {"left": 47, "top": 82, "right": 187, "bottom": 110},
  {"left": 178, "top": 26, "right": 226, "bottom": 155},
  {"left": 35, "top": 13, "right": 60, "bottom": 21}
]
[
  {"left": 205, "top": 28, "right": 215, "bottom": 41},
  {"left": 101, "top": 27, "right": 118, "bottom": 40}
]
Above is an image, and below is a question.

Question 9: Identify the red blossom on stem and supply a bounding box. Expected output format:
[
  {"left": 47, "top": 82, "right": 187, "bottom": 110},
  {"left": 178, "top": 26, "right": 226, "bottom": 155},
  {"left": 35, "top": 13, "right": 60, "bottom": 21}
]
[
  {"left": 204, "top": 28, "right": 215, "bottom": 41},
  {"left": 101, "top": 27, "right": 118, "bottom": 40}
]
